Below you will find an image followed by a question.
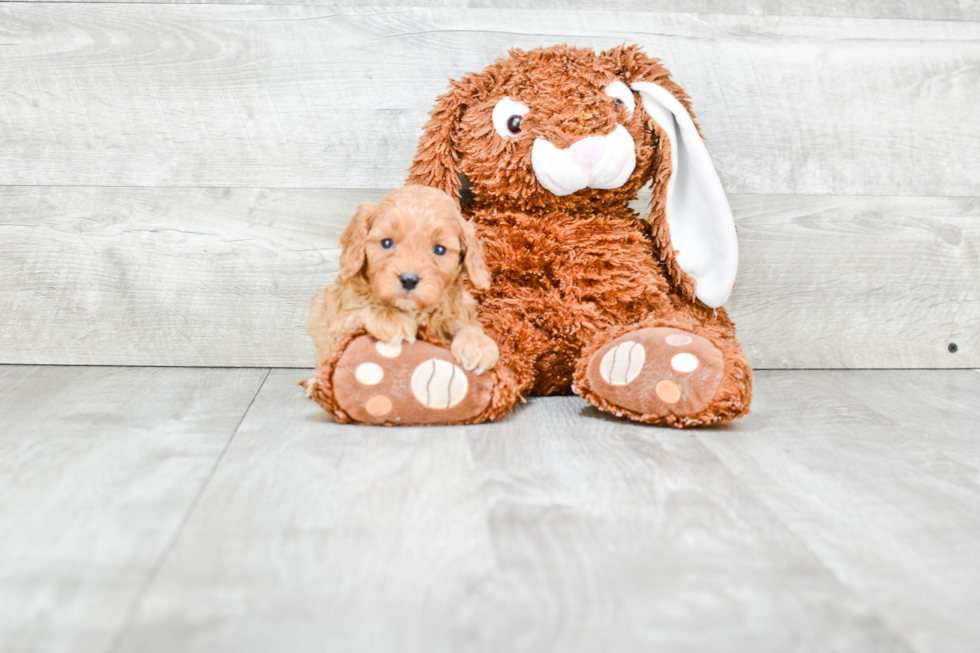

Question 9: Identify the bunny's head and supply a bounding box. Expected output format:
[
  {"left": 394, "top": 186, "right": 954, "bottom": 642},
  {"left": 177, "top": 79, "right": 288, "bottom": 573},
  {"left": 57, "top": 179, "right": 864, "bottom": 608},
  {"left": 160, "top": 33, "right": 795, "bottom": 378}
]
[{"left": 407, "top": 44, "right": 739, "bottom": 308}]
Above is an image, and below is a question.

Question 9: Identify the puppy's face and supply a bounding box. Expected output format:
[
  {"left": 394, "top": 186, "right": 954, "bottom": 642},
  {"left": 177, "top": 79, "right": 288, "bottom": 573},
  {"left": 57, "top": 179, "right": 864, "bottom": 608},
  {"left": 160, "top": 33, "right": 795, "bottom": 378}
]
[{"left": 363, "top": 187, "right": 466, "bottom": 312}]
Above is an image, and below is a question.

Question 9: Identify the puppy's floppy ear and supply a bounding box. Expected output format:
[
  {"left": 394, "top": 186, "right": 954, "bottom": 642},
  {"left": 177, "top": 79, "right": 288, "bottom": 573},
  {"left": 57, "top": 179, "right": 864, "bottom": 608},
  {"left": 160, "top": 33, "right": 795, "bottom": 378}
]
[
  {"left": 336, "top": 202, "right": 375, "bottom": 282},
  {"left": 406, "top": 79, "right": 472, "bottom": 205},
  {"left": 457, "top": 213, "right": 491, "bottom": 290},
  {"left": 605, "top": 45, "right": 738, "bottom": 309}
]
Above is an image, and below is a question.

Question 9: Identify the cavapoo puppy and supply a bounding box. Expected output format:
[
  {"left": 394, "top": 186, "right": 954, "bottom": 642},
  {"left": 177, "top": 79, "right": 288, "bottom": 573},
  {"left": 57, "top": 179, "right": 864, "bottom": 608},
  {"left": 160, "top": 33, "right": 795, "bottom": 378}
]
[{"left": 308, "top": 185, "right": 499, "bottom": 376}]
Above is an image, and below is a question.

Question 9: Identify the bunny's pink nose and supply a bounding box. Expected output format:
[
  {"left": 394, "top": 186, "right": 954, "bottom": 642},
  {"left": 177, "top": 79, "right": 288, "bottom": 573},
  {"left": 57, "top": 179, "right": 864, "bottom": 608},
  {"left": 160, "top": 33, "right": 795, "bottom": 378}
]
[{"left": 568, "top": 137, "right": 606, "bottom": 169}]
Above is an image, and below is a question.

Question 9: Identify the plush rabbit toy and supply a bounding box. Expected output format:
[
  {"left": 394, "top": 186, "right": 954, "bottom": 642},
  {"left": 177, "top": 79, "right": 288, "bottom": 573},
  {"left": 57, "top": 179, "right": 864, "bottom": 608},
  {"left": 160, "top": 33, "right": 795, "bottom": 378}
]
[{"left": 307, "top": 44, "right": 752, "bottom": 427}]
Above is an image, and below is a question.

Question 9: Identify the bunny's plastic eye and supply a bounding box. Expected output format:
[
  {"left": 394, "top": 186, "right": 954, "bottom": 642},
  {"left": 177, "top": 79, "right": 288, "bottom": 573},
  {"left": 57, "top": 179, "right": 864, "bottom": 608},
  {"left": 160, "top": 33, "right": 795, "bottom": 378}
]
[
  {"left": 433, "top": 245, "right": 446, "bottom": 256},
  {"left": 603, "top": 81, "right": 635, "bottom": 117},
  {"left": 381, "top": 238, "right": 394, "bottom": 249},
  {"left": 492, "top": 97, "right": 530, "bottom": 138}
]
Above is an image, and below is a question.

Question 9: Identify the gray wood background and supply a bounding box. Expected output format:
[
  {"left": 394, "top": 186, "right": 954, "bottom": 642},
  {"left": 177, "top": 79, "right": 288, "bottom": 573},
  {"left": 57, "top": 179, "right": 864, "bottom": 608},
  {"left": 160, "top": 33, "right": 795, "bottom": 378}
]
[{"left": 1, "top": 2, "right": 977, "bottom": 368}]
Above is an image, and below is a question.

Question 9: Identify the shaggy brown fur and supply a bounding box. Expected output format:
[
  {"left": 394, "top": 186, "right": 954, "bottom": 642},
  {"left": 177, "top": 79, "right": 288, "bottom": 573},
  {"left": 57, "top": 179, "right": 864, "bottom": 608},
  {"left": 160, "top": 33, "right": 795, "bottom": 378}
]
[
  {"left": 313, "top": 44, "right": 752, "bottom": 427},
  {"left": 306, "top": 185, "right": 498, "bottom": 374}
]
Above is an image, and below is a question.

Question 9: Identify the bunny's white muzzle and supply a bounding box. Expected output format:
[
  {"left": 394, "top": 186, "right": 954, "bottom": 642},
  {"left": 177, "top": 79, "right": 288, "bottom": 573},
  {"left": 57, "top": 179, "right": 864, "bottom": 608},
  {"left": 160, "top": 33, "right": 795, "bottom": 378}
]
[{"left": 531, "top": 125, "right": 636, "bottom": 196}]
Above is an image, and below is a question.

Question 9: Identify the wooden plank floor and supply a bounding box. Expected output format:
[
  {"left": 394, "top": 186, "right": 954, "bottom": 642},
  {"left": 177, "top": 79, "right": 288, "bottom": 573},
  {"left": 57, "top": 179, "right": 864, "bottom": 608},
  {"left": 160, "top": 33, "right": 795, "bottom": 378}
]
[
  {"left": 2, "top": 366, "right": 978, "bottom": 653},
  {"left": 0, "top": 365, "right": 270, "bottom": 653}
]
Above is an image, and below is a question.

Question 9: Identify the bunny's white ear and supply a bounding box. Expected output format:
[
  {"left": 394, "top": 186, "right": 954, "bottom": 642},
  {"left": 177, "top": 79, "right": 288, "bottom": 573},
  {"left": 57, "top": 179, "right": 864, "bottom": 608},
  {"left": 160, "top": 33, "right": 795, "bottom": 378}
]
[{"left": 631, "top": 82, "right": 738, "bottom": 308}]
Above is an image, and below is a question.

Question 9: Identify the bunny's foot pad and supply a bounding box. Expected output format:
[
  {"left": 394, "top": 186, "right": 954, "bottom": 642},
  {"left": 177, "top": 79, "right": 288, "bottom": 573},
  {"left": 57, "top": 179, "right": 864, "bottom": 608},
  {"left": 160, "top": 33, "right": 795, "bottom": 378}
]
[
  {"left": 328, "top": 335, "right": 493, "bottom": 425},
  {"left": 582, "top": 327, "right": 724, "bottom": 424}
]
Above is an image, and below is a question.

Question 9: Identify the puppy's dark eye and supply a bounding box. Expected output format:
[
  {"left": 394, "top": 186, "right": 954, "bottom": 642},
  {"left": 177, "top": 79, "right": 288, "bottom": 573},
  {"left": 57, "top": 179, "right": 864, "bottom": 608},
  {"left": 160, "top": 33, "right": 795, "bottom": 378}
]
[
  {"left": 507, "top": 115, "right": 522, "bottom": 134},
  {"left": 433, "top": 245, "right": 446, "bottom": 256},
  {"left": 614, "top": 99, "right": 624, "bottom": 108},
  {"left": 381, "top": 238, "right": 394, "bottom": 249}
]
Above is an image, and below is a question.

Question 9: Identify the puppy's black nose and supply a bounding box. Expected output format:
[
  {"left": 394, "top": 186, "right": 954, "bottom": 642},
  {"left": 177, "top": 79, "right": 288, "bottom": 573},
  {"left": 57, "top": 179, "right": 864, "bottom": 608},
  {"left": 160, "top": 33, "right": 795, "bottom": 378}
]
[{"left": 399, "top": 273, "right": 420, "bottom": 291}]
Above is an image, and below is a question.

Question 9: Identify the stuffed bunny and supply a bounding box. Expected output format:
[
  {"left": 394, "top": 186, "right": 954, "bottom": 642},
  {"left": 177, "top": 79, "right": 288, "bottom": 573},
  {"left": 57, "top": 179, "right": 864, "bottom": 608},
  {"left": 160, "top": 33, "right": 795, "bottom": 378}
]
[{"left": 307, "top": 44, "right": 752, "bottom": 427}]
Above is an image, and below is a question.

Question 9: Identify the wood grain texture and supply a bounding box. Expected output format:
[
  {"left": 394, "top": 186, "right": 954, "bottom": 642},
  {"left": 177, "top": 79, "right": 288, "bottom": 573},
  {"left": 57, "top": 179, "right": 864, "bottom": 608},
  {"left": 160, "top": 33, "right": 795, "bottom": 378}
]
[
  {"left": 1, "top": 186, "right": 976, "bottom": 368},
  {"left": 726, "top": 194, "right": 980, "bottom": 369},
  {"left": 113, "top": 369, "right": 505, "bottom": 653},
  {"left": 0, "top": 186, "right": 353, "bottom": 367},
  {"left": 698, "top": 369, "right": 980, "bottom": 653},
  {"left": 1, "top": 5, "right": 979, "bottom": 195},
  {"left": 0, "top": 364, "right": 268, "bottom": 653},
  {"left": 112, "top": 369, "right": 908, "bottom": 653},
  {"left": 13, "top": 0, "right": 980, "bottom": 23}
]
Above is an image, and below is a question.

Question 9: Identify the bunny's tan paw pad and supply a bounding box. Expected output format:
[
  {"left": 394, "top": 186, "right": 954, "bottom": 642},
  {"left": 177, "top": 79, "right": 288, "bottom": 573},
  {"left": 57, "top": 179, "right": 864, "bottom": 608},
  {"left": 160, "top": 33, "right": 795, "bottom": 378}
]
[
  {"left": 333, "top": 335, "right": 493, "bottom": 425},
  {"left": 584, "top": 327, "right": 724, "bottom": 420}
]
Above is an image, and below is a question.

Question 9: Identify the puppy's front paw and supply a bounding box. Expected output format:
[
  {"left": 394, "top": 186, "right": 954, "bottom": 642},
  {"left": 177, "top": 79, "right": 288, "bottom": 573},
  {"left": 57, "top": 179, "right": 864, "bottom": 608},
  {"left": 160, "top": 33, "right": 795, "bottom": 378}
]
[
  {"left": 300, "top": 376, "right": 317, "bottom": 397},
  {"left": 451, "top": 326, "right": 499, "bottom": 375},
  {"left": 364, "top": 309, "right": 417, "bottom": 346}
]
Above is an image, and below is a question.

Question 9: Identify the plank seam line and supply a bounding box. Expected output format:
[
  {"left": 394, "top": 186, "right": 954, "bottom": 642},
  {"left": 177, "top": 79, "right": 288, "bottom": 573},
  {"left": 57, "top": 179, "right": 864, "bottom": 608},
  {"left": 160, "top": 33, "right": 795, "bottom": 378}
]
[{"left": 105, "top": 367, "right": 272, "bottom": 653}]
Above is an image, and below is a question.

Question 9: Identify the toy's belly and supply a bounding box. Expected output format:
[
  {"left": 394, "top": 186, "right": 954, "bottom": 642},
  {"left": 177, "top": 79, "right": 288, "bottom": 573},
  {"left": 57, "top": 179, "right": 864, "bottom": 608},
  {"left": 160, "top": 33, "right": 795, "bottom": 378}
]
[
  {"left": 474, "top": 209, "right": 669, "bottom": 311},
  {"left": 471, "top": 209, "right": 672, "bottom": 394}
]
